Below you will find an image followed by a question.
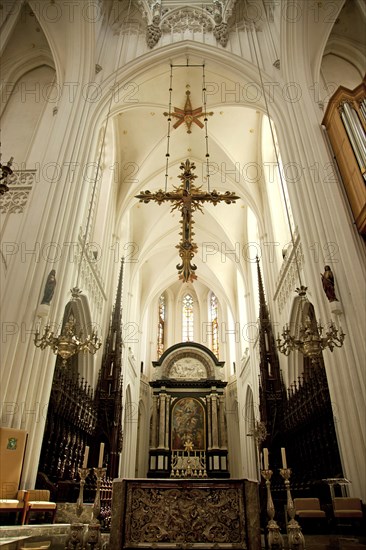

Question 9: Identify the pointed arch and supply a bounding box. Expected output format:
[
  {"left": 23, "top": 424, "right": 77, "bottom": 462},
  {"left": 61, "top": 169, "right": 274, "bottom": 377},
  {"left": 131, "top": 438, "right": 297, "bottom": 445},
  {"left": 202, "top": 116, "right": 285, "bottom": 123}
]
[
  {"left": 121, "top": 384, "right": 135, "bottom": 477},
  {"left": 208, "top": 290, "right": 220, "bottom": 358},
  {"left": 182, "top": 292, "right": 194, "bottom": 342},
  {"left": 157, "top": 292, "right": 166, "bottom": 358},
  {"left": 61, "top": 291, "right": 96, "bottom": 386},
  {"left": 287, "top": 294, "right": 323, "bottom": 386},
  {"left": 243, "top": 386, "right": 258, "bottom": 481},
  {"left": 135, "top": 399, "right": 149, "bottom": 477}
]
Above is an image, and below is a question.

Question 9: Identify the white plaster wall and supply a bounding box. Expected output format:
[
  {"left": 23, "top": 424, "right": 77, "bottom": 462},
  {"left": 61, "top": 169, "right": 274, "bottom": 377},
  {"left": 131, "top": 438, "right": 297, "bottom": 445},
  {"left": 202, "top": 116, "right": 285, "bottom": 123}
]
[{"left": 320, "top": 53, "right": 363, "bottom": 96}]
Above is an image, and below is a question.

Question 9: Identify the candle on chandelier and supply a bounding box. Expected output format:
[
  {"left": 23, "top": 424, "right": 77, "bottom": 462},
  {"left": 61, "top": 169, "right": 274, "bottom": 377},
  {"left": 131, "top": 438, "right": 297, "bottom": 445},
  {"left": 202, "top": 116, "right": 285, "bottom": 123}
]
[
  {"left": 263, "top": 448, "right": 269, "bottom": 470},
  {"left": 98, "top": 442, "right": 105, "bottom": 468},
  {"left": 281, "top": 447, "right": 287, "bottom": 469},
  {"left": 82, "top": 446, "right": 89, "bottom": 468}
]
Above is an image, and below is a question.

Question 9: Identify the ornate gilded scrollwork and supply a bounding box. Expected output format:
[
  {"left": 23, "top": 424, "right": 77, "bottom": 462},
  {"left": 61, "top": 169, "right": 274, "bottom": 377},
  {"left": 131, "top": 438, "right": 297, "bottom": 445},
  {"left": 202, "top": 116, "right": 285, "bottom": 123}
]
[{"left": 125, "top": 486, "right": 246, "bottom": 545}]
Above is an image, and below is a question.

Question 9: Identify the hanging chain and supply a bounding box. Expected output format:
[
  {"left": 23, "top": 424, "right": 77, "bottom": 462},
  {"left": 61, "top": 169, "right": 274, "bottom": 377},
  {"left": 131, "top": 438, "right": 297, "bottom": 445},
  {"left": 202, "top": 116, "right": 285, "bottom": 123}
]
[
  {"left": 202, "top": 64, "right": 211, "bottom": 192},
  {"left": 164, "top": 63, "right": 210, "bottom": 192},
  {"left": 165, "top": 65, "right": 174, "bottom": 192}
]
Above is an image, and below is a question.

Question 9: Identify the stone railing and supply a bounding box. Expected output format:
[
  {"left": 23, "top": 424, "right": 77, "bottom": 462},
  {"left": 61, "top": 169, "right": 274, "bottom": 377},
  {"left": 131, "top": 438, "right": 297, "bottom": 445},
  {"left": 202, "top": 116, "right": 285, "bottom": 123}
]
[
  {"left": 273, "top": 230, "right": 304, "bottom": 314},
  {"left": 0, "top": 170, "right": 37, "bottom": 214},
  {"left": 77, "top": 229, "right": 107, "bottom": 315}
]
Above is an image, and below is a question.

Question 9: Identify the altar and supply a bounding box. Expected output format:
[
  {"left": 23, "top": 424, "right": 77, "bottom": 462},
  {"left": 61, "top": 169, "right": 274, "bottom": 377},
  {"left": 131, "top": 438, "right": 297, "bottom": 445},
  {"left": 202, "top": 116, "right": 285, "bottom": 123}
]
[{"left": 109, "top": 478, "right": 261, "bottom": 549}]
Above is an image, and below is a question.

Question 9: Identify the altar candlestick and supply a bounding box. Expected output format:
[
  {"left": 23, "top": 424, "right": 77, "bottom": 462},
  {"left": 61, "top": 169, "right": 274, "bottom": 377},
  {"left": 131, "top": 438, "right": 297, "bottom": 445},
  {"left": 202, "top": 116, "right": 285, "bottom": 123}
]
[
  {"left": 98, "top": 443, "right": 105, "bottom": 468},
  {"left": 281, "top": 447, "right": 287, "bottom": 469},
  {"left": 263, "top": 448, "right": 269, "bottom": 469},
  {"left": 82, "top": 446, "right": 89, "bottom": 468}
]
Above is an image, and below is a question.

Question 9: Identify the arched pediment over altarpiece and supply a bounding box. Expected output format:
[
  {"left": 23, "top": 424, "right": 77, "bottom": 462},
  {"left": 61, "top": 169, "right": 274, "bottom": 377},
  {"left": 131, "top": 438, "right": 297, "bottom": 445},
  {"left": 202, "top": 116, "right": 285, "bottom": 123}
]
[{"left": 152, "top": 342, "right": 225, "bottom": 382}]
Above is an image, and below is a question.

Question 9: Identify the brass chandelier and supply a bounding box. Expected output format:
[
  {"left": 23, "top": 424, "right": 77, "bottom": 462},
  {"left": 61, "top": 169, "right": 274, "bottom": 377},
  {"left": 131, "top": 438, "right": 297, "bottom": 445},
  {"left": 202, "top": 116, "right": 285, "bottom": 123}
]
[
  {"left": 249, "top": 28, "right": 345, "bottom": 362},
  {"left": 276, "top": 286, "right": 345, "bottom": 363},
  {"left": 34, "top": 288, "right": 101, "bottom": 366}
]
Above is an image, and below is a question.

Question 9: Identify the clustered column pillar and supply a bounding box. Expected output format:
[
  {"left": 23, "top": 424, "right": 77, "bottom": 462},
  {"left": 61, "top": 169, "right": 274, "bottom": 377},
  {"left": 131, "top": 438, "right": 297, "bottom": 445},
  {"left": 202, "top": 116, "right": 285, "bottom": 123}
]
[
  {"left": 150, "top": 394, "right": 158, "bottom": 448},
  {"left": 211, "top": 393, "right": 219, "bottom": 449},
  {"left": 219, "top": 395, "right": 227, "bottom": 449},
  {"left": 158, "top": 393, "right": 166, "bottom": 449},
  {"left": 206, "top": 396, "right": 212, "bottom": 450},
  {"left": 165, "top": 395, "right": 171, "bottom": 450}
]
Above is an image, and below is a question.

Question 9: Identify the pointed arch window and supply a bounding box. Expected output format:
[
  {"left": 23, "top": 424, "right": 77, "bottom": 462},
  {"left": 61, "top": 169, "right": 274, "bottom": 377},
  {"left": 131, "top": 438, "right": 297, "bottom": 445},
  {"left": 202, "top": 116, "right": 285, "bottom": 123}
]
[
  {"left": 157, "top": 294, "right": 165, "bottom": 358},
  {"left": 209, "top": 292, "right": 219, "bottom": 358},
  {"left": 182, "top": 294, "right": 194, "bottom": 342}
]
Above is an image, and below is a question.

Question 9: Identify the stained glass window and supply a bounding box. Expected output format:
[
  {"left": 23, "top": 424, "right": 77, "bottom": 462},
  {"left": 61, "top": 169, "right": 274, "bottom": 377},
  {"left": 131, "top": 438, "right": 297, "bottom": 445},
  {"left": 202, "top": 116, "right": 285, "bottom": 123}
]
[
  {"left": 209, "top": 292, "right": 219, "bottom": 358},
  {"left": 157, "top": 294, "right": 165, "bottom": 358},
  {"left": 182, "top": 294, "right": 194, "bottom": 341}
]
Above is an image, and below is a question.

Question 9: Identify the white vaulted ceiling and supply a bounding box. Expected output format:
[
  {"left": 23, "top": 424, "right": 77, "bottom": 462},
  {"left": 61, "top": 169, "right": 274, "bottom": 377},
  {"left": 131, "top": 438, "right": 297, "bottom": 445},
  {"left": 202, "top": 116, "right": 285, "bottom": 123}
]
[{"left": 112, "top": 52, "right": 264, "bottom": 312}]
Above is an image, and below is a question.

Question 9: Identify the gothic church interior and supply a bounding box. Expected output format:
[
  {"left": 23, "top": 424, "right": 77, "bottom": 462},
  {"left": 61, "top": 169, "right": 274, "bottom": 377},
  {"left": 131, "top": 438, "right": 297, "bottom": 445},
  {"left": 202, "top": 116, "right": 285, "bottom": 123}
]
[{"left": 0, "top": 0, "right": 365, "bottom": 539}]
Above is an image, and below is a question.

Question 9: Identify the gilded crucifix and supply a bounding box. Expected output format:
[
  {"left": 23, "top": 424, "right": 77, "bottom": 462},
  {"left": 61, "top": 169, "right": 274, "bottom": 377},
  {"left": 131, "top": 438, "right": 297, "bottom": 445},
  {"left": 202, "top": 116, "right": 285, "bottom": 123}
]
[{"left": 135, "top": 159, "right": 240, "bottom": 283}]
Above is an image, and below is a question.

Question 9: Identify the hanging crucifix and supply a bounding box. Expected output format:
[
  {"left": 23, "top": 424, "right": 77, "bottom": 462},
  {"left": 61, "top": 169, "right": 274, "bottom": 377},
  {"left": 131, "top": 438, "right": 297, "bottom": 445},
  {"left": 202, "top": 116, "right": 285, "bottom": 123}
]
[{"left": 135, "top": 159, "right": 240, "bottom": 283}]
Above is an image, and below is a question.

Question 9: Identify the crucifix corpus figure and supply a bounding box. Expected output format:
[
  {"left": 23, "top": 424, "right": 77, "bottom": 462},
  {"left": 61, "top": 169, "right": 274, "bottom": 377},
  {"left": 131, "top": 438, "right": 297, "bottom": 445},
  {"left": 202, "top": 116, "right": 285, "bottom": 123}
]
[{"left": 135, "top": 159, "right": 240, "bottom": 283}]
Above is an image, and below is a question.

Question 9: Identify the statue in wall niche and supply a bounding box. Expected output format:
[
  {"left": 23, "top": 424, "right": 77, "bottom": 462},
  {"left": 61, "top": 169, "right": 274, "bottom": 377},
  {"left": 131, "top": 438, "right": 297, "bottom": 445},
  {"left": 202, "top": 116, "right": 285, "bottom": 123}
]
[
  {"left": 41, "top": 269, "right": 56, "bottom": 305},
  {"left": 321, "top": 265, "right": 339, "bottom": 302}
]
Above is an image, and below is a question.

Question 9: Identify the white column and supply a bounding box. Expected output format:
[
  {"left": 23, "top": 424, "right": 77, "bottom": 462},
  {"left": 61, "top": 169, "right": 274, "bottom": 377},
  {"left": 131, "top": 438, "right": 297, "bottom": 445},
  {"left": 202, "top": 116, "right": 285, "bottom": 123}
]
[
  {"left": 150, "top": 395, "right": 158, "bottom": 448},
  {"left": 219, "top": 395, "right": 227, "bottom": 449},
  {"left": 211, "top": 394, "right": 219, "bottom": 449},
  {"left": 206, "top": 396, "right": 212, "bottom": 450},
  {"left": 165, "top": 395, "right": 171, "bottom": 450},
  {"left": 158, "top": 394, "right": 166, "bottom": 449}
]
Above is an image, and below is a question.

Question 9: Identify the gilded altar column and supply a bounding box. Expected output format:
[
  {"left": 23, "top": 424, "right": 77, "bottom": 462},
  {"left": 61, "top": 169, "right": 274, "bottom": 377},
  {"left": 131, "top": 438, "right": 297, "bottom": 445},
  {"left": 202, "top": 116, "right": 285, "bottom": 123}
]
[
  {"left": 150, "top": 394, "right": 158, "bottom": 448},
  {"left": 165, "top": 395, "right": 171, "bottom": 449},
  {"left": 218, "top": 395, "right": 228, "bottom": 449},
  {"left": 206, "top": 396, "right": 212, "bottom": 450},
  {"left": 211, "top": 394, "right": 219, "bottom": 449},
  {"left": 158, "top": 393, "right": 166, "bottom": 449}
]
